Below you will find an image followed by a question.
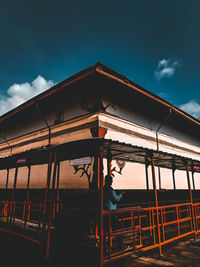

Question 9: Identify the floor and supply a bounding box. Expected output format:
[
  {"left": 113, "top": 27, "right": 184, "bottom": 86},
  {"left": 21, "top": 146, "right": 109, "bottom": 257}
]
[{"left": 1, "top": 232, "right": 200, "bottom": 267}]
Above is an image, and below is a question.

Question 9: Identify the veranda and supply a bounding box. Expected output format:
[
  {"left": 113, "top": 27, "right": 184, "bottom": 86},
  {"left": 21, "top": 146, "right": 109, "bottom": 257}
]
[{"left": 0, "top": 137, "right": 199, "bottom": 267}]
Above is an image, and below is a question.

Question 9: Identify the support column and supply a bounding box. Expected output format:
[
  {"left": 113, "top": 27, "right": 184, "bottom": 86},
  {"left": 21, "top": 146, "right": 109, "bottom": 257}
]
[
  {"left": 107, "top": 156, "right": 111, "bottom": 176},
  {"left": 56, "top": 162, "right": 60, "bottom": 213},
  {"left": 99, "top": 150, "right": 104, "bottom": 267},
  {"left": 172, "top": 167, "right": 177, "bottom": 202},
  {"left": 43, "top": 152, "right": 53, "bottom": 223},
  {"left": 46, "top": 152, "right": 57, "bottom": 259},
  {"left": 145, "top": 157, "right": 150, "bottom": 206},
  {"left": 186, "top": 162, "right": 196, "bottom": 240},
  {"left": 191, "top": 170, "right": 196, "bottom": 201},
  {"left": 24, "top": 166, "right": 31, "bottom": 230},
  {"left": 10, "top": 167, "right": 18, "bottom": 223},
  {"left": 41, "top": 152, "right": 53, "bottom": 256},
  {"left": 26, "top": 166, "right": 31, "bottom": 202},
  {"left": 151, "top": 157, "right": 162, "bottom": 255},
  {"left": 4, "top": 169, "right": 9, "bottom": 220},
  {"left": 5, "top": 169, "right": 9, "bottom": 200}
]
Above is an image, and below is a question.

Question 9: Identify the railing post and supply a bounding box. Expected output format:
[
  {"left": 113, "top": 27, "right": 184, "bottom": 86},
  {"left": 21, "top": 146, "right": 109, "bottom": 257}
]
[
  {"left": 151, "top": 157, "right": 162, "bottom": 255},
  {"left": 186, "top": 161, "right": 197, "bottom": 240}
]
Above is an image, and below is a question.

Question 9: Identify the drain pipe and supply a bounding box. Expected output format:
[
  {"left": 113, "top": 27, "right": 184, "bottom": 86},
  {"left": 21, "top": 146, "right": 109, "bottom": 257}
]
[
  {"left": 36, "top": 103, "right": 51, "bottom": 145},
  {"left": 156, "top": 108, "right": 172, "bottom": 151},
  {"left": 156, "top": 108, "right": 172, "bottom": 189},
  {"left": 1, "top": 133, "right": 12, "bottom": 155}
]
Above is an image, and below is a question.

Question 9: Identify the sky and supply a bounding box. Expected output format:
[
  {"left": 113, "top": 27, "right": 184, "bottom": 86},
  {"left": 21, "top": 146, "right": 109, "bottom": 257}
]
[{"left": 0, "top": 0, "right": 199, "bottom": 118}]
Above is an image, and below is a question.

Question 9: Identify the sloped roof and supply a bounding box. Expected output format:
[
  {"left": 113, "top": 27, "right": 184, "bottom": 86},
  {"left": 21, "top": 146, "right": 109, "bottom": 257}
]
[{"left": 0, "top": 62, "right": 199, "bottom": 128}]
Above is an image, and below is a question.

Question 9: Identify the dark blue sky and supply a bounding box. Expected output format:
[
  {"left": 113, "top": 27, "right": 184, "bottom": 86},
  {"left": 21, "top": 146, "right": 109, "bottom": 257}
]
[{"left": 0, "top": 0, "right": 199, "bottom": 117}]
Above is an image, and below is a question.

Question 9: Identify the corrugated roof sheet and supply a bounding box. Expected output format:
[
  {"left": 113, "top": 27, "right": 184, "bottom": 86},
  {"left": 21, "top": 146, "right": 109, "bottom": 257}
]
[{"left": 0, "top": 138, "right": 197, "bottom": 172}]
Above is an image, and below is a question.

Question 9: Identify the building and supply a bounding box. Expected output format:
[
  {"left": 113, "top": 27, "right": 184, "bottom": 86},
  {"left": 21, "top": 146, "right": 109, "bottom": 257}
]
[
  {"left": 0, "top": 62, "right": 200, "bottom": 265},
  {"left": 0, "top": 62, "right": 200, "bottom": 192}
]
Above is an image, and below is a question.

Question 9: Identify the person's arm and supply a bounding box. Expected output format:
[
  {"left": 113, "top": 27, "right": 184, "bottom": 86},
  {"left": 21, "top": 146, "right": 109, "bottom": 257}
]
[{"left": 111, "top": 189, "right": 122, "bottom": 202}]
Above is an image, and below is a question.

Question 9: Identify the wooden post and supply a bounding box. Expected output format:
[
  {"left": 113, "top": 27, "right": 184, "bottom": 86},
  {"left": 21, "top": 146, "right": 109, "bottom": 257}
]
[{"left": 151, "top": 157, "right": 162, "bottom": 255}]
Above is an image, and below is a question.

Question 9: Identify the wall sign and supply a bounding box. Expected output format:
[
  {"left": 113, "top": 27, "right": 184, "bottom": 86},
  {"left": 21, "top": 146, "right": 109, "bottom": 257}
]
[{"left": 70, "top": 157, "right": 91, "bottom": 166}]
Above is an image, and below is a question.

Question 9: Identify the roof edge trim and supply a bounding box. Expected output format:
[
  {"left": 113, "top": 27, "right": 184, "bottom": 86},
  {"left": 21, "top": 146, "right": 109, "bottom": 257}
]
[{"left": 95, "top": 68, "right": 200, "bottom": 127}]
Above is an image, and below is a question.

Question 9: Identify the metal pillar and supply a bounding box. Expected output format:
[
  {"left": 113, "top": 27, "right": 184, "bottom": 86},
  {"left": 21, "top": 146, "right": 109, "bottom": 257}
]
[
  {"left": 4, "top": 169, "right": 9, "bottom": 220},
  {"left": 56, "top": 162, "right": 60, "bottom": 213},
  {"left": 107, "top": 157, "right": 111, "bottom": 176},
  {"left": 46, "top": 152, "right": 57, "bottom": 259},
  {"left": 43, "top": 152, "right": 53, "bottom": 222},
  {"left": 41, "top": 152, "right": 53, "bottom": 256},
  {"left": 186, "top": 162, "right": 197, "bottom": 240},
  {"left": 145, "top": 157, "right": 150, "bottom": 205},
  {"left": 151, "top": 157, "right": 162, "bottom": 255},
  {"left": 26, "top": 166, "right": 31, "bottom": 202},
  {"left": 191, "top": 170, "right": 196, "bottom": 200},
  {"left": 99, "top": 151, "right": 104, "bottom": 267},
  {"left": 10, "top": 167, "right": 18, "bottom": 224},
  {"left": 172, "top": 167, "right": 177, "bottom": 202},
  {"left": 24, "top": 166, "right": 31, "bottom": 231},
  {"left": 5, "top": 169, "right": 9, "bottom": 200}
]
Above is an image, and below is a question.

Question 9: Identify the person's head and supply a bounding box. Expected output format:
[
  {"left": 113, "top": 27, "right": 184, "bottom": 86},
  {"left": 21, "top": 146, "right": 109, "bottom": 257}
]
[{"left": 105, "top": 175, "right": 113, "bottom": 186}]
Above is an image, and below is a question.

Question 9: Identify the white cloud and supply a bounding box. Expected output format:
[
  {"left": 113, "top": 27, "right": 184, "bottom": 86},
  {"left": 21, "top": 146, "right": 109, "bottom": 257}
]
[
  {"left": 0, "top": 75, "right": 55, "bottom": 116},
  {"left": 155, "top": 58, "right": 179, "bottom": 80},
  {"left": 179, "top": 100, "right": 200, "bottom": 119}
]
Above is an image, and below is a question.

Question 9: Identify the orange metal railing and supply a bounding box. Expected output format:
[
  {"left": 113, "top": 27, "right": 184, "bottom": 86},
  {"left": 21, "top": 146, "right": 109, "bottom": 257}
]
[{"left": 103, "top": 202, "right": 197, "bottom": 264}]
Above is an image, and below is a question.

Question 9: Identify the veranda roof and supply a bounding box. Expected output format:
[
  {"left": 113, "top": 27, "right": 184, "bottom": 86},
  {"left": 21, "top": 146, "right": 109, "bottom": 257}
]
[{"left": 0, "top": 138, "right": 199, "bottom": 173}]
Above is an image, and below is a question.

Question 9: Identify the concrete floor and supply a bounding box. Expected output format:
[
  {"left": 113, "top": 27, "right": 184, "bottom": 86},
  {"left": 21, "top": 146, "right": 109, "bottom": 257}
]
[
  {"left": 107, "top": 238, "right": 200, "bottom": 267},
  {"left": 0, "top": 232, "right": 200, "bottom": 267}
]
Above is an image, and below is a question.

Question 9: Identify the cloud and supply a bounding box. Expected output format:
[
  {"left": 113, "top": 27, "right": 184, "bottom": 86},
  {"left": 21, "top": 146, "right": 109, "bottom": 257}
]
[
  {"left": 0, "top": 75, "right": 55, "bottom": 116},
  {"left": 155, "top": 58, "right": 179, "bottom": 80},
  {"left": 179, "top": 100, "right": 200, "bottom": 119}
]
